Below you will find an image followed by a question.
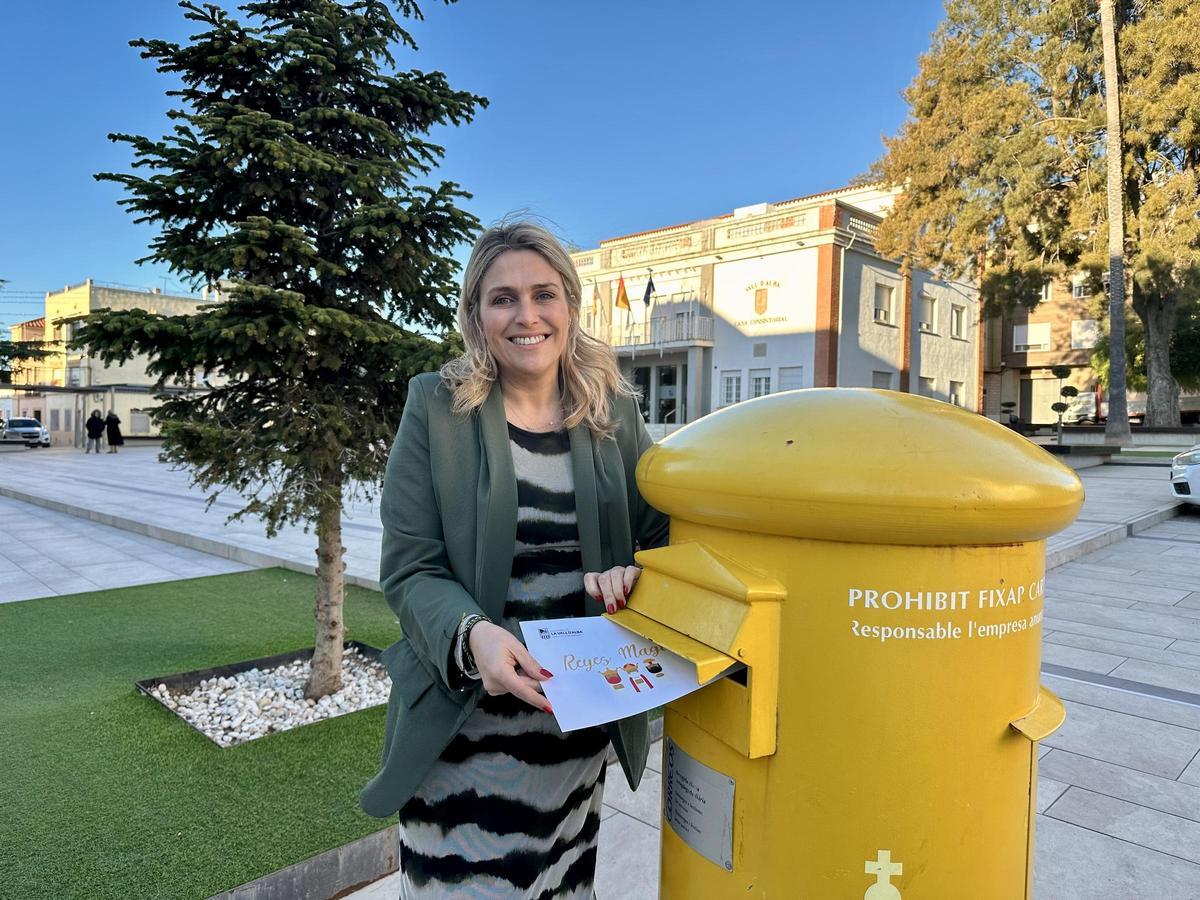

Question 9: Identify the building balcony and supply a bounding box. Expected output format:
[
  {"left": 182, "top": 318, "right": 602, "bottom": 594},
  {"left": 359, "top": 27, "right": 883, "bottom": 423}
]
[{"left": 585, "top": 313, "right": 715, "bottom": 352}]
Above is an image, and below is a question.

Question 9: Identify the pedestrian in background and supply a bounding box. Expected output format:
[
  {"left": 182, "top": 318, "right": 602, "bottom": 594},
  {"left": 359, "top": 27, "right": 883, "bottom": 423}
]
[
  {"left": 104, "top": 411, "right": 124, "bottom": 453},
  {"left": 84, "top": 410, "right": 105, "bottom": 453}
]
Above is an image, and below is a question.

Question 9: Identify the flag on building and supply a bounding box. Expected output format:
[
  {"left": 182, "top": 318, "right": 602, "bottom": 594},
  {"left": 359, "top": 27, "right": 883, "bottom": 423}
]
[
  {"left": 614, "top": 275, "right": 630, "bottom": 312},
  {"left": 642, "top": 274, "right": 656, "bottom": 308},
  {"left": 593, "top": 283, "right": 606, "bottom": 325}
]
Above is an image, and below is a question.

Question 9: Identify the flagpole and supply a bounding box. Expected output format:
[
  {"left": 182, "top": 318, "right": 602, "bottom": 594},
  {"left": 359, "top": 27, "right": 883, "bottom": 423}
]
[{"left": 644, "top": 266, "right": 656, "bottom": 350}]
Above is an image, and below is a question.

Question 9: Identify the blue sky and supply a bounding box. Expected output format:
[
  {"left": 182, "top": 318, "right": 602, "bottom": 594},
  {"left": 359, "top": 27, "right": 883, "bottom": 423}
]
[{"left": 0, "top": 0, "right": 945, "bottom": 330}]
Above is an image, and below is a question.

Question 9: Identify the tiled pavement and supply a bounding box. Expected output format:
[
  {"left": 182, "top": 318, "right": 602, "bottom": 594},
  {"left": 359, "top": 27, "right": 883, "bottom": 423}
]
[
  {"left": 1043, "top": 463, "right": 1185, "bottom": 567},
  {"left": 3, "top": 446, "right": 1198, "bottom": 897},
  {"left": 1033, "top": 519, "right": 1200, "bottom": 897},
  {"left": 0, "top": 447, "right": 386, "bottom": 587},
  {"left": 0, "top": 494, "right": 251, "bottom": 602}
]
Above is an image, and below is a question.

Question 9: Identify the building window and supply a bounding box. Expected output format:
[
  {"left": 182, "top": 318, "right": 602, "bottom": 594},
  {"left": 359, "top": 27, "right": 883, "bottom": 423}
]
[
  {"left": 50, "top": 409, "right": 60, "bottom": 431},
  {"left": 64, "top": 410, "right": 73, "bottom": 432},
  {"left": 1072, "top": 282, "right": 1088, "bottom": 299},
  {"left": 1040, "top": 281, "right": 1053, "bottom": 302},
  {"left": 951, "top": 305, "right": 966, "bottom": 340},
  {"left": 949, "top": 381, "right": 964, "bottom": 406},
  {"left": 721, "top": 371, "right": 742, "bottom": 406},
  {"left": 1013, "top": 323, "right": 1052, "bottom": 352},
  {"left": 872, "top": 370, "right": 893, "bottom": 390},
  {"left": 131, "top": 411, "right": 151, "bottom": 434},
  {"left": 1071, "top": 319, "right": 1100, "bottom": 350},
  {"left": 750, "top": 369, "right": 771, "bottom": 399},
  {"left": 918, "top": 376, "right": 936, "bottom": 398},
  {"left": 919, "top": 295, "right": 936, "bottom": 333},
  {"left": 67, "top": 367, "right": 81, "bottom": 386},
  {"left": 778, "top": 366, "right": 804, "bottom": 391},
  {"left": 873, "top": 284, "right": 895, "bottom": 325}
]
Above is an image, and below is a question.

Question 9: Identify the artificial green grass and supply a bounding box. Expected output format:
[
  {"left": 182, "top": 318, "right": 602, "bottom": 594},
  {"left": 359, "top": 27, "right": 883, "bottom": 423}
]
[{"left": 0, "top": 568, "right": 402, "bottom": 900}]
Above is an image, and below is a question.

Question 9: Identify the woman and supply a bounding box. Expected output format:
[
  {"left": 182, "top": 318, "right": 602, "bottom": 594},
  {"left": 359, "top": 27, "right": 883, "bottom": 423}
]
[
  {"left": 104, "top": 411, "right": 124, "bottom": 453},
  {"left": 360, "top": 222, "right": 669, "bottom": 898}
]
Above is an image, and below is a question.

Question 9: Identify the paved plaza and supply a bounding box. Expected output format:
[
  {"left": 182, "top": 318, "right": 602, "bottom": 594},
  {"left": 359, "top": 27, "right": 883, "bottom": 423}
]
[
  {"left": 0, "top": 494, "right": 251, "bottom": 602},
  {"left": 1, "top": 446, "right": 1197, "bottom": 897},
  {"left": 0, "top": 446, "right": 385, "bottom": 587}
]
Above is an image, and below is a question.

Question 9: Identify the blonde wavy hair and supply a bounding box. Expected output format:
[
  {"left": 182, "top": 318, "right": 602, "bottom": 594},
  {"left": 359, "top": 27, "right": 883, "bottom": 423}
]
[{"left": 440, "top": 221, "right": 636, "bottom": 438}]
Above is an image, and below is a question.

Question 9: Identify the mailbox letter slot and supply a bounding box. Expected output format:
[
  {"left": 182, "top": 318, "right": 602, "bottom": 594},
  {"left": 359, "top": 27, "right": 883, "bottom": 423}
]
[{"left": 607, "top": 541, "right": 785, "bottom": 758}]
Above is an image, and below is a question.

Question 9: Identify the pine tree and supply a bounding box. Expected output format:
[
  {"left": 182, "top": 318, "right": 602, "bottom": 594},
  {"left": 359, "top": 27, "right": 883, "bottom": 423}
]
[
  {"left": 872, "top": 0, "right": 1200, "bottom": 428},
  {"left": 74, "top": 0, "right": 484, "bottom": 697},
  {"left": 0, "top": 340, "right": 50, "bottom": 383}
]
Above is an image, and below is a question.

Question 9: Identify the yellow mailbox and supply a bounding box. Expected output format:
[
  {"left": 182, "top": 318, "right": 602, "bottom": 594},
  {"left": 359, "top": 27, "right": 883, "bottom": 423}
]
[{"left": 610, "top": 389, "right": 1084, "bottom": 899}]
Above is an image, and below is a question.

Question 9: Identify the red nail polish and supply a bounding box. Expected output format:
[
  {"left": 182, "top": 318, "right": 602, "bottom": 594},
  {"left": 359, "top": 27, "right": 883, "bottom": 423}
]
[
  {"left": 540, "top": 668, "right": 554, "bottom": 678},
  {"left": 543, "top": 705, "right": 553, "bottom": 714}
]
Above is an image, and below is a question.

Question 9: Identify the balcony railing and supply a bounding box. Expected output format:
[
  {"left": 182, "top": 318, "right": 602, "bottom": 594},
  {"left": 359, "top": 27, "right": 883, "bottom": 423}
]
[
  {"left": 585, "top": 313, "right": 714, "bottom": 349},
  {"left": 846, "top": 213, "right": 880, "bottom": 240}
]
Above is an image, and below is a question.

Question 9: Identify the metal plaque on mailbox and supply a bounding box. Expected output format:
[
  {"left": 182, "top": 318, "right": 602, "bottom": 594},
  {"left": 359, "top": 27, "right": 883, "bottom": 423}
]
[{"left": 663, "top": 736, "right": 736, "bottom": 871}]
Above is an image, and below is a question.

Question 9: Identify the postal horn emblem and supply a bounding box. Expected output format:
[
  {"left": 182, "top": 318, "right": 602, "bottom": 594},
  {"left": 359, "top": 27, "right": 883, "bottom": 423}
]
[{"left": 754, "top": 287, "right": 768, "bottom": 315}]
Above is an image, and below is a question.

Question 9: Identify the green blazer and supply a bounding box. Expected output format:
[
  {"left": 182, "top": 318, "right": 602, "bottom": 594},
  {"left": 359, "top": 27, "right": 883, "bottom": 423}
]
[{"left": 360, "top": 371, "right": 670, "bottom": 818}]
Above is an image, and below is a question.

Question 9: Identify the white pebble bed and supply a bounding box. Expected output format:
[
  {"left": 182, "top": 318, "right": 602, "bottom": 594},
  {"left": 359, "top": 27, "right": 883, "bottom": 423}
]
[{"left": 149, "top": 647, "right": 390, "bottom": 747}]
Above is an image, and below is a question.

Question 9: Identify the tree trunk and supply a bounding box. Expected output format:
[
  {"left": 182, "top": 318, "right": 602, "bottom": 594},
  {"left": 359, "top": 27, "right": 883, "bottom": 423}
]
[
  {"left": 1137, "top": 294, "right": 1181, "bottom": 427},
  {"left": 1100, "top": 0, "right": 1133, "bottom": 446},
  {"left": 305, "top": 488, "right": 347, "bottom": 699}
]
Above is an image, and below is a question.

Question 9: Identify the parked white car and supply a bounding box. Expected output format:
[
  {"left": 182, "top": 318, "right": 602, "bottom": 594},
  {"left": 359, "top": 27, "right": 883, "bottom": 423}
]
[
  {"left": 2, "top": 417, "right": 49, "bottom": 447},
  {"left": 1172, "top": 445, "right": 1200, "bottom": 506}
]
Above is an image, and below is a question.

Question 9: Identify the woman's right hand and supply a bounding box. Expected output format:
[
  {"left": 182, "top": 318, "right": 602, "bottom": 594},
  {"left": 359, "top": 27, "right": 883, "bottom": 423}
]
[{"left": 468, "top": 621, "right": 555, "bottom": 713}]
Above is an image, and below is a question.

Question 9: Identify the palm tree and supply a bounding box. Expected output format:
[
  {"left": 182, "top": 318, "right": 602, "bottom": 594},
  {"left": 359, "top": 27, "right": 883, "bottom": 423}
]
[{"left": 1100, "top": 0, "right": 1132, "bottom": 445}]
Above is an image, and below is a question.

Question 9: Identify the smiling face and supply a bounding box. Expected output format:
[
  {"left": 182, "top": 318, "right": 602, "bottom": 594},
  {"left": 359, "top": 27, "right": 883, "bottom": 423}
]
[{"left": 478, "top": 249, "right": 572, "bottom": 389}]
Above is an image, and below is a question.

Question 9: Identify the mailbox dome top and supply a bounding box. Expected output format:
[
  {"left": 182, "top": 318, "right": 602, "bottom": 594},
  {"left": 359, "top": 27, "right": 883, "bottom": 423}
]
[{"left": 635, "top": 389, "right": 1084, "bottom": 546}]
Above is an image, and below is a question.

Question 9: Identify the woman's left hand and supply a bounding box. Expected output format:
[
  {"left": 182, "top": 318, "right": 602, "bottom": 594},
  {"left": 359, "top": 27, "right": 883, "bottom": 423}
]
[{"left": 583, "top": 565, "right": 641, "bottom": 614}]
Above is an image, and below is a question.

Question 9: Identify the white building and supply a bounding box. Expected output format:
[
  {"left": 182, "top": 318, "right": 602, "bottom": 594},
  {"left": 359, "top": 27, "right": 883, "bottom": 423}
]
[{"left": 573, "top": 185, "right": 981, "bottom": 433}]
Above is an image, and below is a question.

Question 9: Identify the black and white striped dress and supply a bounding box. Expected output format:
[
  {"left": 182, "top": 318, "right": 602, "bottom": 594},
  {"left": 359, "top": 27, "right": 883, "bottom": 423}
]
[{"left": 397, "top": 424, "right": 610, "bottom": 899}]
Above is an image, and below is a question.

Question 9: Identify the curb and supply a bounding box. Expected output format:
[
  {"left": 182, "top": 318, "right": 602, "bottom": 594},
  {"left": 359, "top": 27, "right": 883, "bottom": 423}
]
[
  {"left": 1044, "top": 502, "right": 1185, "bottom": 570},
  {"left": 208, "top": 825, "right": 398, "bottom": 900},
  {"left": 1045, "top": 524, "right": 1127, "bottom": 570},
  {"left": 1126, "top": 502, "right": 1189, "bottom": 535}
]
